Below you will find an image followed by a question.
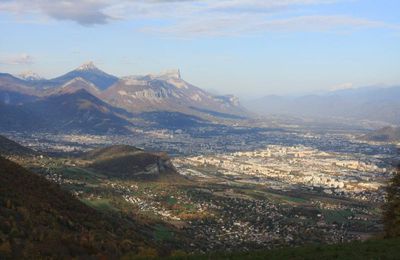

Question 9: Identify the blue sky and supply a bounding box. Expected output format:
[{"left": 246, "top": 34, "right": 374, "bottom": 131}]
[{"left": 0, "top": 0, "right": 399, "bottom": 97}]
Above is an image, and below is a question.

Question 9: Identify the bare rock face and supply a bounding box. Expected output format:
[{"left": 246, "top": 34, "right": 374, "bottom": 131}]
[{"left": 101, "top": 71, "right": 247, "bottom": 118}]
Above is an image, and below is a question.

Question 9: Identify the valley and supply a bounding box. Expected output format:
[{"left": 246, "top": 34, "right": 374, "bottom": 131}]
[{"left": 1, "top": 124, "right": 398, "bottom": 257}]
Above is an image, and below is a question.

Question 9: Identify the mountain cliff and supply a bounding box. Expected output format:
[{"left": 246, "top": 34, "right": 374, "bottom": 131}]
[{"left": 102, "top": 71, "right": 247, "bottom": 118}]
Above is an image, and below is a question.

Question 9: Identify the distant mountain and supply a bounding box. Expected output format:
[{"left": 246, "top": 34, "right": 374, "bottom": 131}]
[
  {"left": 139, "top": 111, "right": 213, "bottom": 129},
  {"left": 0, "top": 72, "right": 28, "bottom": 86},
  {"left": 0, "top": 90, "right": 38, "bottom": 105},
  {"left": 25, "top": 89, "right": 132, "bottom": 134},
  {"left": 0, "top": 156, "right": 153, "bottom": 258},
  {"left": 17, "top": 71, "right": 44, "bottom": 81},
  {"left": 0, "top": 73, "right": 39, "bottom": 106},
  {"left": 45, "top": 77, "right": 101, "bottom": 96},
  {"left": 0, "top": 73, "right": 39, "bottom": 97},
  {"left": 49, "top": 62, "right": 119, "bottom": 90},
  {"left": 0, "top": 102, "right": 45, "bottom": 131},
  {"left": 246, "top": 86, "right": 400, "bottom": 125},
  {"left": 0, "top": 135, "right": 36, "bottom": 157},
  {"left": 83, "top": 145, "right": 179, "bottom": 180},
  {"left": 0, "top": 89, "right": 132, "bottom": 134},
  {"left": 362, "top": 126, "right": 400, "bottom": 142},
  {"left": 101, "top": 70, "right": 248, "bottom": 119},
  {"left": 0, "top": 63, "right": 249, "bottom": 133}
]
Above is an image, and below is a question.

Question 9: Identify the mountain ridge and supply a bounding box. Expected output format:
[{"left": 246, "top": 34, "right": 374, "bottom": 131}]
[
  {"left": 0, "top": 89, "right": 132, "bottom": 134},
  {"left": 0, "top": 62, "right": 250, "bottom": 134},
  {"left": 48, "top": 62, "right": 119, "bottom": 90},
  {"left": 362, "top": 126, "right": 400, "bottom": 142},
  {"left": 246, "top": 85, "right": 400, "bottom": 125}
]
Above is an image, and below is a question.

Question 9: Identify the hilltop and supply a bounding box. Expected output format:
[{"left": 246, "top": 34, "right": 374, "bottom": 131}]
[
  {"left": 83, "top": 144, "right": 143, "bottom": 160},
  {"left": 83, "top": 145, "right": 181, "bottom": 180},
  {"left": 362, "top": 126, "right": 400, "bottom": 142}
]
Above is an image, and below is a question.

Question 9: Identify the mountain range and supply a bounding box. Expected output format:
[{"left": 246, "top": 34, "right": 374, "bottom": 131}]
[
  {"left": 246, "top": 86, "right": 400, "bottom": 125},
  {"left": 362, "top": 126, "right": 400, "bottom": 142},
  {"left": 3, "top": 62, "right": 400, "bottom": 133},
  {"left": 0, "top": 62, "right": 248, "bottom": 134}
]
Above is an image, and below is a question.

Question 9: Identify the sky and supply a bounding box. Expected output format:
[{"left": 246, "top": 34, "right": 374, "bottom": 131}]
[{"left": 0, "top": 0, "right": 399, "bottom": 98}]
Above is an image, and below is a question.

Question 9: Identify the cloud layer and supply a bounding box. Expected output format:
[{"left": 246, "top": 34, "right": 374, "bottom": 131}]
[{"left": 0, "top": 0, "right": 397, "bottom": 36}]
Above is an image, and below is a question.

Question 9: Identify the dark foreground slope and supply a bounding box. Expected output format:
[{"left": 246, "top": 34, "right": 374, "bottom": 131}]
[
  {"left": 176, "top": 237, "right": 400, "bottom": 260},
  {"left": 0, "top": 156, "right": 154, "bottom": 259}
]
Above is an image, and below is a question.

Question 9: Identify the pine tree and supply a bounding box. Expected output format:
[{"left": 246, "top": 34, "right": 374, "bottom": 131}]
[{"left": 383, "top": 165, "right": 400, "bottom": 237}]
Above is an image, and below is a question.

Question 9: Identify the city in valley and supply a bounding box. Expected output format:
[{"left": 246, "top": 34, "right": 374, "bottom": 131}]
[
  {"left": 2, "top": 124, "right": 398, "bottom": 254},
  {"left": 1, "top": 1, "right": 399, "bottom": 257}
]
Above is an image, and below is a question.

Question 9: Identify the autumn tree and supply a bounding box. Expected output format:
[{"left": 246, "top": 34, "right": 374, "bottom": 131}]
[{"left": 383, "top": 165, "right": 400, "bottom": 237}]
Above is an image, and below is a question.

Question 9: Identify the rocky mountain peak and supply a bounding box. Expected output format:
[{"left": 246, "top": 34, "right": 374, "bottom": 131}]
[
  {"left": 160, "top": 69, "right": 181, "bottom": 80},
  {"left": 76, "top": 61, "right": 99, "bottom": 71}
]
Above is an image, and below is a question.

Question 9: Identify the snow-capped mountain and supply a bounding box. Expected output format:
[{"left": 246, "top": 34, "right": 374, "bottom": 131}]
[
  {"left": 18, "top": 71, "right": 44, "bottom": 81},
  {"left": 49, "top": 62, "right": 119, "bottom": 90},
  {"left": 76, "top": 61, "right": 99, "bottom": 71}
]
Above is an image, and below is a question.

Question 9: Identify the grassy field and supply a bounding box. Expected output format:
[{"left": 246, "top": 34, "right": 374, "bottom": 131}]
[
  {"left": 81, "top": 198, "right": 118, "bottom": 211},
  {"left": 61, "top": 167, "right": 105, "bottom": 184},
  {"left": 322, "top": 209, "right": 353, "bottom": 224}
]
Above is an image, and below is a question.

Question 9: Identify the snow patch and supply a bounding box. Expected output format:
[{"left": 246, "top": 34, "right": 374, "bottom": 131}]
[
  {"left": 76, "top": 61, "right": 98, "bottom": 71},
  {"left": 18, "top": 71, "right": 44, "bottom": 81}
]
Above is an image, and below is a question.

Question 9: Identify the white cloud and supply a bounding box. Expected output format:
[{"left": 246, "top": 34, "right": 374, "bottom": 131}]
[
  {"left": 0, "top": 53, "right": 34, "bottom": 65},
  {"left": 141, "top": 15, "right": 396, "bottom": 37},
  {"left": 0, "top": 0, "right": 113, "bottom": 25},
  {"left": 0, "top": 0, "right": 398, "bottom": 35}
]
